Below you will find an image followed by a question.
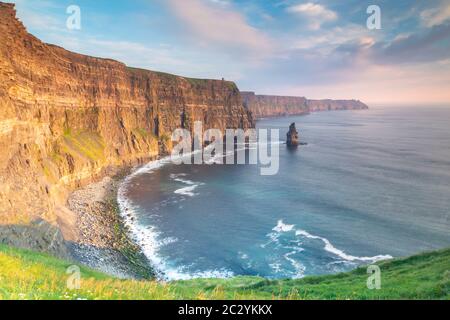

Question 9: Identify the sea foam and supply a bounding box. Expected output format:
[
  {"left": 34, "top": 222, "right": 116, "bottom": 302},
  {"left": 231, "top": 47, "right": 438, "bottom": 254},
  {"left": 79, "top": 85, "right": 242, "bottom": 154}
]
[
  {"left": 270, "top": 220, "right": 392, "bottom": 263},
  {"left": 171, "top": 173, "right": 203, "bottom": 197},
  {"left": 273, "top": 220, "right": 295, "bottom": 233},
  {"left": 118, "top": 157, "right": 232, "bottom": 281},
  {"left": 295, "top": 229, "right": 393, "bottom": 262}
]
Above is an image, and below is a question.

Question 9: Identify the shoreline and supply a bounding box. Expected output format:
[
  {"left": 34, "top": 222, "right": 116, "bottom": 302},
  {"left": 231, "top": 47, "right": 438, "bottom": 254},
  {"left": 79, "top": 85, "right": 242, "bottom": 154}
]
[
  {"left": 65, "top": 111, "right": 370, "bottom": 281},
  {"left": 67, "top": 166, "right": 154, "bottom": 279},
  {"left": 115, "top": 154, "right": 206, "bottom": 281},
  {"left": 66, "top": 109, "right": 379, "bottom": 280}
]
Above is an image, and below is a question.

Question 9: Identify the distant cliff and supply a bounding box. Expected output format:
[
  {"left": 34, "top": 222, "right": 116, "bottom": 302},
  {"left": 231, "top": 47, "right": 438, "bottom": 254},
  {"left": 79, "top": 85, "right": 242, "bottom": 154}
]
[
  {"left": 0, "top": 3, "right": 253, "bottom": 255},
  {"left": 241, "top": 92, "right": 309, "bottom": 118},
  {"left": 241, "top": 92, "right": 368, "bottom": 118},
  {"left": 307, "top": 99, "right": 369, "bottom": 112}
]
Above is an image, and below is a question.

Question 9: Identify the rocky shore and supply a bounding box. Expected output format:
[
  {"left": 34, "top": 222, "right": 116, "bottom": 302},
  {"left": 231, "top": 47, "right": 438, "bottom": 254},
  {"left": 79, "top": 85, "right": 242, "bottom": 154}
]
[{"left": 67, "top": 168, "right": 153, "bottom": 279}]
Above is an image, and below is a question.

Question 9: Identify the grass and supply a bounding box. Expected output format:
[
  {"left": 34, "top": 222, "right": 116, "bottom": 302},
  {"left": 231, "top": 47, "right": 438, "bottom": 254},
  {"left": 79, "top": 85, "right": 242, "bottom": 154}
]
[
  {"left": 0, "top": 244, "right": 448, "bottom": 300},
  {"left": 132, "top": 128, "right": 152, "bottom": 140},
  {"left": 62, "top": 130, "right": 106, "bottom": 163}
]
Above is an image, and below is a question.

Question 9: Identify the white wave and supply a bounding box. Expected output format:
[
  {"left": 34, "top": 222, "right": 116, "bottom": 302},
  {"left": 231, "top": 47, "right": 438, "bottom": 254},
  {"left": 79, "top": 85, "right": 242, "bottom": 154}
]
[
  {"left": 117, "top": 156, "right": 184, "bottom": 280},
  {"left": 118, "top": 184, "right": 234, "bottom": 281},
  {"left": 172, "top": 177, "right": 196, "bottom": 185},
  {"left": 118, "top": 153, "right": 230, "bottom": 280},
  {"left": 260, "top": 233, "right": 278, "bottom": 248},
  {"left": 170, "top": 173, "right": 187, "bottom": 179},
  {"left": 263, "top": 220, "right": 392, "bottom": 276},
  {"left": 159, "top": 237, "right": 178, "bottom": 246},
  {"left": 117, "top": 191, "right": 168, "bottom": 279},
  {"left": 295, "top": 229, "right": 393, "bottom": 262},
  {"left": 166, "top": 268, "right": 234, "bottom": 281},
  {"left": 174, "top": 185, "right": 199, "bottom": 197},
  {"left": 131, "top": 149, "right": 205, "bottom": 177},
  {"left": 153, "top": 261, "right": 234, "bottom": 281},
  {"left": 272, "top": 220, "right": 295, "bottom": 233},
  {"left": 284, "top": 250, "right": 306, "bottom": 279},
  {"left": 171, "top": 173, "right": 203, "bottom": 197},
  {"left": 269, "top": 262, "right": 282, "bottom": 273},
  {"left": 130, "top": 156, "right": 174, "bottom": 177}
]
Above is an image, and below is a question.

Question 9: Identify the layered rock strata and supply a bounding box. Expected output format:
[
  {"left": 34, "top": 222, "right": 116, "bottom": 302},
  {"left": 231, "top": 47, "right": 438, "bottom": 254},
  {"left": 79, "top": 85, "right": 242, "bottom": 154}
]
[
  {"left": 0, "top": 2, "right": 253, "bottom": 257},
  {"left": 241, "top": 92, "right": 368, "bottom": 119}
]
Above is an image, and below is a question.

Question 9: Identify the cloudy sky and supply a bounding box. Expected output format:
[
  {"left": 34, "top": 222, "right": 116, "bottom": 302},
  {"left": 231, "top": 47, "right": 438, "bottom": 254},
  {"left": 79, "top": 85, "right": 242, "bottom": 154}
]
[{"left": 7, "top": 0, "right": 450, "bottom": 105}]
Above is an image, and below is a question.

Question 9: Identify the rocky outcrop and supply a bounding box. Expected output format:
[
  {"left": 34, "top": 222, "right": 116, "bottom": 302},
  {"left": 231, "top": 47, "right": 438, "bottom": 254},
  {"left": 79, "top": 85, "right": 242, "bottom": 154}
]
[
  {"left": 0, "top": 219, "right": 70, "bottom": 259},
  {"left": 0, "top": 2, "right": 253, "bottom": 257},
  {"left": 242, "top": 92, "right": 368, "bottom": 119},
  {"left": 286, "top": 123, "right": 299, "bottom": 147}
]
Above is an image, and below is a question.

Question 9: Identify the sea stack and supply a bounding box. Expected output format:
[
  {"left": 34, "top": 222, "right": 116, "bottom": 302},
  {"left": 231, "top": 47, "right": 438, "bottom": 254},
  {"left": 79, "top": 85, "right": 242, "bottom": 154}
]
[{"left": 286, "top": 123, "right": 300, "bottom": 147}]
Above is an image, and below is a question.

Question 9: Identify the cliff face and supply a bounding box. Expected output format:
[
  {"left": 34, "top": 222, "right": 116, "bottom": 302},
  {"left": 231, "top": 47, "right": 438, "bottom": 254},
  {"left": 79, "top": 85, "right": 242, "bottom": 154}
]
[
  {"left": 241, "top": 92, "right": 309, "bottom": 118},
  {"left": 0, "top": 3, "right": 253, "bottom": 253},
  {"left": 306, "top": 99, "right": 369, "bottom": 112},
  {"left": 241, "top": 92, "right": 368, "bottom": 119}
]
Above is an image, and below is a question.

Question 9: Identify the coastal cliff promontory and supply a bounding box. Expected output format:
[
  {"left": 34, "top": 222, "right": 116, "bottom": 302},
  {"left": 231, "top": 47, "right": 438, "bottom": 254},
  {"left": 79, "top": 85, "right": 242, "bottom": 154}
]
[
  {"left": 0, "top": 2, "right": 253, "bottom": 257},
  {"left": 241, "top": 92, "right": 368, "bottom": 119}
]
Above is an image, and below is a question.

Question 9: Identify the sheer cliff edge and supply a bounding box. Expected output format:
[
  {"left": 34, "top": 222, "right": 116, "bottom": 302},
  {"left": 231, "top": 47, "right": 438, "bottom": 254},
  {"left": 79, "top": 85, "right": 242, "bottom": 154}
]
[
  {"left": 242, "top": 92, "right": 368, "bottom": 119},
  {"left": 0, "top": 2, "right": 253, "bottom": 256}
]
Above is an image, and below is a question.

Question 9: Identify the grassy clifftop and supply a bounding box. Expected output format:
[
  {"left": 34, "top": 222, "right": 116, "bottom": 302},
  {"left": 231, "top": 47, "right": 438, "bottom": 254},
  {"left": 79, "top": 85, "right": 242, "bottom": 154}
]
[{"left": 0, "top": 244, "right": 448, "bottom": 300}]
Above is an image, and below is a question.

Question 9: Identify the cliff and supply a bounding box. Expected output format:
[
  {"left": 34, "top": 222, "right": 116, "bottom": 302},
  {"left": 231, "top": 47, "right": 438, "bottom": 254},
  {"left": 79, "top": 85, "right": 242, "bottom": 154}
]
[
  {"left": 307, "top": 99, "right": 369, "bottom": 112},
  {"left": 241, "top": 92, "right": 368, "bottom": 119},
  {"left": 0, "top": 3, "right": 253, "bottom": 256},
  {"left": 241, "top": 92, "right": 309, "bottom": 118}
]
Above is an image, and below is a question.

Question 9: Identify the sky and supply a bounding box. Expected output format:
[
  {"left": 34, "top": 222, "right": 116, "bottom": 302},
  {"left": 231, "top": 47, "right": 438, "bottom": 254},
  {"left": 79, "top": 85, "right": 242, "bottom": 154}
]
[{"left": 6, "top": 0, "right": 450, "bottom": 105}]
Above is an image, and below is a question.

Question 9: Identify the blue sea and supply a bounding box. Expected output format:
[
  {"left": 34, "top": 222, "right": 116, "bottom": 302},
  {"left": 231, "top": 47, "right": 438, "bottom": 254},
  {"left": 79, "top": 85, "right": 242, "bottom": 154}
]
[{"left": 118, "top": 106, "right": 450, "bottom": 280}]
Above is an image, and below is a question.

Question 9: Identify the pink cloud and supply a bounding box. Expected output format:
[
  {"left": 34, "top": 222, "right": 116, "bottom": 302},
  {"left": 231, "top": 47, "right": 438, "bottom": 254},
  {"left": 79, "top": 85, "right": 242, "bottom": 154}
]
[
  {"left": 165, "top": 0, "right": 273, "bottom": 56},
  {"left": 282, "top": 62, "right": 450, "bottom": 105}
]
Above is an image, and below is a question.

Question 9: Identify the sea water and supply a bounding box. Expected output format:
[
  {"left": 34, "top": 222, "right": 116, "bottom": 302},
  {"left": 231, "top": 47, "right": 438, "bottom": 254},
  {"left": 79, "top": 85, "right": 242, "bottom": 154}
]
[{"left": 118, "top": 106, "right": 450, "bottom": 280}]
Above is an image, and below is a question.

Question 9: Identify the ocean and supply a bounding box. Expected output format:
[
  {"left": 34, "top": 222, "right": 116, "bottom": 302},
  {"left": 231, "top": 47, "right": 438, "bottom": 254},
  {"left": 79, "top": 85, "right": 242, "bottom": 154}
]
[{"left": 118, "top": 106, "right": 450, "bottom": 280}]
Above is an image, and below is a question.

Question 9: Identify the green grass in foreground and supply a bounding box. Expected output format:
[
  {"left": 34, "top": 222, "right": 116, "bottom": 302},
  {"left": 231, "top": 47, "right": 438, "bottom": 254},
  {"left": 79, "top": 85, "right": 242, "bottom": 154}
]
[{"left": 0, "top": 244, "right": 448, "bottom": 300}]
